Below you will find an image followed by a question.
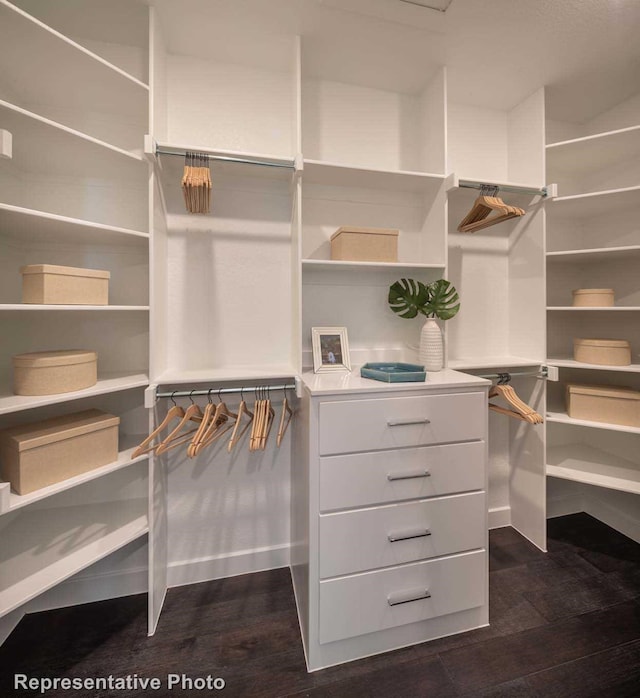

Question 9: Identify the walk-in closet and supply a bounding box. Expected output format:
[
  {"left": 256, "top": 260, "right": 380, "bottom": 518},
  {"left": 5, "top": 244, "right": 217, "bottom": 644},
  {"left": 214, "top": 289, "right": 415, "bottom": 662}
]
[{"left": 1, "top": 1, "right": 639, "bottom": 695}]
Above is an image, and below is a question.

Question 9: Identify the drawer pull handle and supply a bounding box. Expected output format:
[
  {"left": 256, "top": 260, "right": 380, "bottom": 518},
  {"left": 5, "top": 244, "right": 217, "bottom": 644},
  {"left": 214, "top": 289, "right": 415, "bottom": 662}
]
[
  {"left": 387, "top": 418, "right": 431, "bottom": 427},
  {"left": 387, "top": 469, "right": 431, "bottom": 481},
  {"left": 387, "top": 588, "right": 432, "bottom": 607},
  {"left": 388, "top": 528, "right": 431, "bottom": 543}
]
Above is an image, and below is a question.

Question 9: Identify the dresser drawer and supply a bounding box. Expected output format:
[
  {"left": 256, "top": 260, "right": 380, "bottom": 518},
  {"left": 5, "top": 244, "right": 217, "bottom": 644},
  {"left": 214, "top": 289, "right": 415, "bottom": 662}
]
[
  {"left": 318, "top": 392, "right": 485, "bottom": 456},
  {"left": 319, "top": 492, "right": 485, "bottom": 578},
  {"left": 319, "top": 441, "right": 484, "bottom": 511},
  {"left": 319, "top": 549, "right": 485, "bottom": 644}
]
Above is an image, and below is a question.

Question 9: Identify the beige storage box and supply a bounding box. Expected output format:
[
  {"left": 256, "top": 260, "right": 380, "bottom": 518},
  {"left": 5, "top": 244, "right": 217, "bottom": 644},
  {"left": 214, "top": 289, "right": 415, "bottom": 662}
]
[
  {"left": 573, "top": 338, "right": 631, "bottom": 366},
  {"left": 330, "top": 227, "right": 399, "bottom": 262},
  {"left": 566, "top": 383, "right": 640, "bottom": 428},
  {"left": 572, "top": 288, "right": 614, "bottom": 307},
  {"left": 12, "top": 350, "right": 98, "bottom": 396},
  {"left": 0, "top": 409, "right": 119, "bottom": 495},
  {"left": 21, "top": 264, "right": 110, "bottom": 305}
]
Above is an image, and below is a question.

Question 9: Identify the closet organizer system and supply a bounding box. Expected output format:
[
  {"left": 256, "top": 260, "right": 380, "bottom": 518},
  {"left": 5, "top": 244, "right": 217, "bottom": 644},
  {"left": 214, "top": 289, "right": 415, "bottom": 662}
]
[{"left": 0, "top": 0, "right": 638, "bottom": 669}]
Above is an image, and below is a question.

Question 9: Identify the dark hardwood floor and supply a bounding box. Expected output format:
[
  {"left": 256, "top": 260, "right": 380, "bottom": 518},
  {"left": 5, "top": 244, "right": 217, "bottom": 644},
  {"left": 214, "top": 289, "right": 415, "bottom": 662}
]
[{"left": 2, "top": 513, "right": 639, "bottom": 697}]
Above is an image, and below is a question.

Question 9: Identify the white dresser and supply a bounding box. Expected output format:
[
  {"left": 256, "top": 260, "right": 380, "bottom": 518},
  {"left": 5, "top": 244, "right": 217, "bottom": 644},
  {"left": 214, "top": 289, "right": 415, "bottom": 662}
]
[{"left": 291, "top": 369, "right": 490, "bottom": 671}]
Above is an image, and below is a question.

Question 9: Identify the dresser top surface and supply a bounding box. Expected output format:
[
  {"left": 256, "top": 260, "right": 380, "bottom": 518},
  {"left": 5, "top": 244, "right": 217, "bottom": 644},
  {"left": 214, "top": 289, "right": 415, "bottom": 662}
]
[{"left": 300, "top": 368, "right": 490, "bottom": 396}]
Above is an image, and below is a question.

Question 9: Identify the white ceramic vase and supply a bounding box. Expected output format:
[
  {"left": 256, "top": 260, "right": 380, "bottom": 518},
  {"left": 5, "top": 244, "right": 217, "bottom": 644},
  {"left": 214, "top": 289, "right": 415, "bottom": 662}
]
[{"left": 419, "top": 317, "right": 443, "bottom": 371}]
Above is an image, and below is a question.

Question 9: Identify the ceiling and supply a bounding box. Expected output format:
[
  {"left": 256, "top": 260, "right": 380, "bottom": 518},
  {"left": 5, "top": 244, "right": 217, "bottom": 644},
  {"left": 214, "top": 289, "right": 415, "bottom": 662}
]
[{"left": 149, "top": 0, "right": 640, "bottom": 123}]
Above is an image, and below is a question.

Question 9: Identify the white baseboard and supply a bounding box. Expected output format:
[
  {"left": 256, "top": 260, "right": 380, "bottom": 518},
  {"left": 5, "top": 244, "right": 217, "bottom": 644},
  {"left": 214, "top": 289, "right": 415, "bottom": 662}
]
[
  {"left": 26, "top": 566, "right": 149, "bottom": 615},
  {"left": 167, "top": 543, "right": 291, "bottom": 589},
  {"left": 586, "top": 493, "right": 640, "bottom": 544},
  {"left": 546, "top": 493, "right": 585, "bottom": 519},
  {"left": 0, "top": 608, "right": 24, "bottom": 645},
  {"left": 488, "top": 505, "right": 511, "bottom": 529}
]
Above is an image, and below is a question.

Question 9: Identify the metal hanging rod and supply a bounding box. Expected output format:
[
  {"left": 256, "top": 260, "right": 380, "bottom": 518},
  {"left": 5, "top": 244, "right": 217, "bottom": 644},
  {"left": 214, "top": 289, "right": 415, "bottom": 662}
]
[
  {"left": 156, "top": 383, "right": 296, "bottom": 400},
  {"left": 155, "top": 147, "right": 296, "bottom": 171},
  {"left": 476, "top": 367, "right": 548, "bottom": 382},
  {"left": 458, "top": 180, "right": 548, "bottom": 198}
]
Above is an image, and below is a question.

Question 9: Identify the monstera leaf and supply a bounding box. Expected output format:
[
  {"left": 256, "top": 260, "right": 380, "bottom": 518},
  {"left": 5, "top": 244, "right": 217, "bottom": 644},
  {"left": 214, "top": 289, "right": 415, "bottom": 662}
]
[
  {"left": 425, "top": 279, "right": 460, "bottom": 320},
  {"left": 388, "top": 278, "right": 430, "bottom": 318}
]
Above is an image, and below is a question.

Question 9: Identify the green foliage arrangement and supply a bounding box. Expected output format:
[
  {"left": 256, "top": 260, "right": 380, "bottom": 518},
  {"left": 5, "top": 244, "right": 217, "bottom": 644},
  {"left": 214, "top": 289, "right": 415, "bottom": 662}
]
[{"left": 388, "top": 278, "right": 460, "bottom": 320}]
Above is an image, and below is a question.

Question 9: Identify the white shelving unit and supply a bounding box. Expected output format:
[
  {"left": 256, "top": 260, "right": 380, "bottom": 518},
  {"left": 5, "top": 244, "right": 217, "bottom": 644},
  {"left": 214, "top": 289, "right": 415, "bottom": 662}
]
[
  {"left": 0, "top": 0, "right": 151, "bottom": 631},
  {"left": 1, "top": 440, "right": 148, "bottom": 514},
  {"left": 547, "top": 443, "right": 640, "bottom": 495},
  {"left": 0, "top": 305, "right": 150, "bottom": 312},
  {"left": 545, "top": 88, "right": 640, "bottom": 531},
  {"left": 547, "top": 412, "right": 640, "bottom": 435},
  {"left": 0, "top": 204, "right": 148, "bottom": 247},
  {"left": 0, "top": 0, "right": 148, "bottom": 150},
  {"left": 0, "top": 373, "right": 149, "bottom": 416}
]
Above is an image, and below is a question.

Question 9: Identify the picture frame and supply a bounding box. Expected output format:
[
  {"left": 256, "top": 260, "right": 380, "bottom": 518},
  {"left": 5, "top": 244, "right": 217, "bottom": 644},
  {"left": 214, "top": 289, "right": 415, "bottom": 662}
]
[{"left": 311, "top": 327, "right": 351, "bottom": 373}]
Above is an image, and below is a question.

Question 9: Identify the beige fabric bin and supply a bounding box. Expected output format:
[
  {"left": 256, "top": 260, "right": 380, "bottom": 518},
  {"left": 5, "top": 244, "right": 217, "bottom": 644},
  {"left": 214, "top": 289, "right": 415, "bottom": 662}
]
[
  {"left": 566, "top": 383, "right": 640, "bottom": 428},
  {"left": 330, "top": 227, "right": 399, "bottom": 262},
  {"left": 572, "top": 288, "right": 614, "bottom": 307},
  {"left": 12, "top": 350, "right": 98, "bottom": 396},
  {"left": 21, "top": 264, "right": 110, "bottom": 305},
  {"left": 573, "top": 338, "right": 631, "bottom": 366},
  {"left": 0, "top": 409, "right": 120, "bottom": 495}
]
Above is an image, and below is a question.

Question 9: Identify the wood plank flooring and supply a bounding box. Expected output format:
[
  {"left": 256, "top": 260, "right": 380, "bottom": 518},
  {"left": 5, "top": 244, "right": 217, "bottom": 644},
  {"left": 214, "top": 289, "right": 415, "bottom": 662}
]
[{"left": 1, "top": 513, "right": 639, "bottom": 697}]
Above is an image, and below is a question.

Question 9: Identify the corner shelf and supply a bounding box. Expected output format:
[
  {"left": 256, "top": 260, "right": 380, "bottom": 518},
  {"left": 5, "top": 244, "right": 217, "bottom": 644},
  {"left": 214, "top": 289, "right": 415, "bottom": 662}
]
[
  {"left": 547, "top": 443, "right": 640, "bottom": 495},
  {"left": 547, "top": 358, "right": 640, "bottom": 374},
  {"left": 548, "top": 186, "right": 640, "bottom": 218},
  {"left": 0, "top": 0, "right": 148, "bottom": 119},
  {"left": 0, "top": 498, "right": 148, "bottom": 619},
  {"left": 546, "top": 411, "right": 640, "bottom": 436},
  {"left": 0, "top": 373, "right": 149, "bottom": 416},
  {"left": 547, "top": 246, "right": 640, "bottom": 263},
  {"left": 547, "top": 307, "right": 640, "bottom": 311},
  {"left": 0, "top": 305, "right": 150, "bottom": 312},
  {"left": 0, "top": 203, "right": 149, "bottom": 246},
  {"left": 0, "top": 99, "right": 146, "bottom": 179},
  {"left": 2, "top": 439, "right": 149, "bottom": 514},
  {"left": 546, "top": 125, "right": 640, "bottom": 177}
]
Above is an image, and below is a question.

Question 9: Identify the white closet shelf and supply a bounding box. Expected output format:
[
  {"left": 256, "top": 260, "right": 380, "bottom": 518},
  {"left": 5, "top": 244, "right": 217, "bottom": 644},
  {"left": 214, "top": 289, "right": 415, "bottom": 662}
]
[
  {"left": 155, "top": 366, "right": 298, "bottom": 386},
  {"left": 302, "top": 260, "right": 445, "bottom": 272},
  {"left": 0, "top": 305, "right": 150, "bottom": 312},
  {"left": 547, "top": 411, "right": 640, "bottom": 436},
  {"left": 0, "top": 0, "right": 148, "bottom": 118},
  {"left": 0, "top": 373, "right": 149, "bottom": 416},
  {"left": 302, "top": 159, "right": 445, "bottom": 194},
  {"left": 549, "top": 186, "right": 640, "bottom": 219},
  {"left": 547, "top": 358, "right": 640, "bottom": 374},
  {"left": 547, "top": 443, "right": 640, "bottom": 496},
  {"left": 547, "top": 246, "right": 640, "bottom": 263},
  {"left": 0, "top": 203, "right": 149, "bottom": 246},
  {"left": 0, "top": 100, "right": 146, "bottom": 179},
  {"left": 547, "top": 306, "right": 640, "bottom": 311},
  {"left": 546, "top": 124, "right": 640, "bottom": 177},
  {"left": 2, "top": 439, "right": 149, "bottom": 514},
  {"left": 0, "top": 498, "right": 148, "bottom": 619},
  {"left": 448, "top": 357, "right": 542, "bottom": 370}
]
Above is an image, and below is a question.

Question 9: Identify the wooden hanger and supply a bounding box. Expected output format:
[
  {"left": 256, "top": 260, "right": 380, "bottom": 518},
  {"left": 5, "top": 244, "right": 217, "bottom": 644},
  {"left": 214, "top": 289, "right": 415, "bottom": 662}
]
[
  {"left": 228, "top": 389, "right": 254, "bottom": 453},
  {"left": 131, "top": 394, "right": 184, "bottom": 458},
  {"left": 488, "top": 384, "right": 543, "bottom": 424},
  {"left": 276, "top": 391, "right": 293, "bottom": 447},
  {"left": 458, "top": 187, "right": 525, "bottom": 233},
  {"left": 186, "top": 390, "right": 218, "bottom": 458},
  {"left": 190, "top": 390, "right": 237, "bottom": 456},
  {"left": 249, "top": 390, "right": 265, "bottom": 452},
  {"left": 155, "top": 393, "right": 204, "bottom": 455}
]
